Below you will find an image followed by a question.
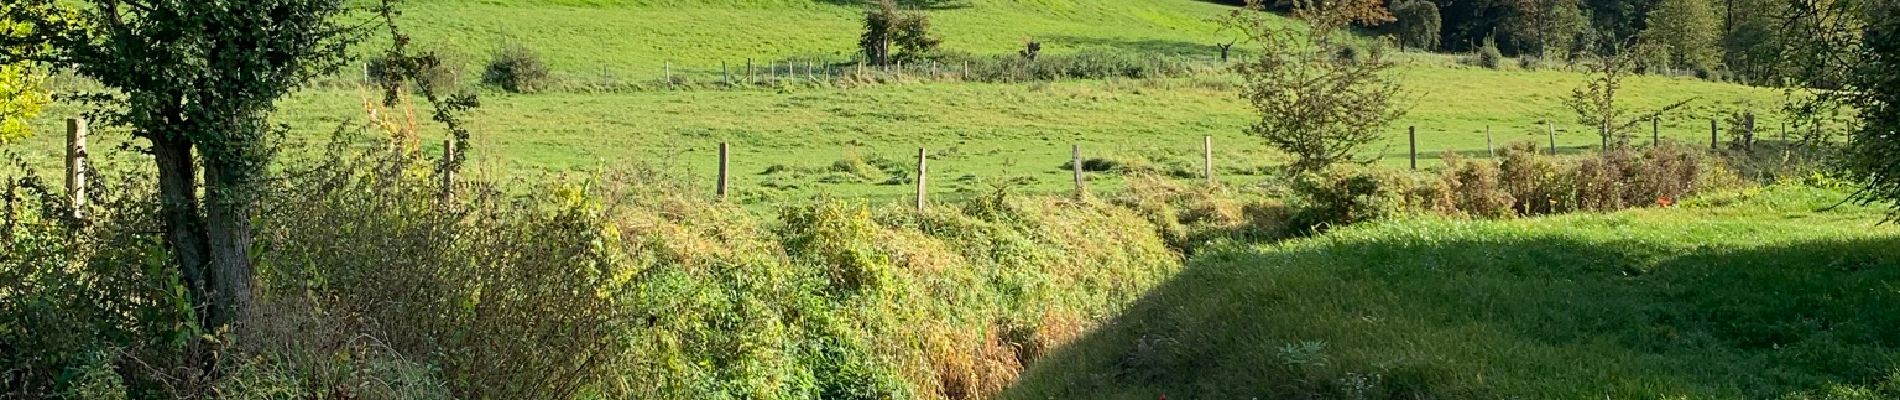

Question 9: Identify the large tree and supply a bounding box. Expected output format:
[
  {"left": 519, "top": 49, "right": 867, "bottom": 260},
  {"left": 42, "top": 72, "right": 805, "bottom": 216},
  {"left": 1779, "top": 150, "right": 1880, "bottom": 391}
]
[
  {"left": 1791, "top": 0, "right": 1900, "bottom": 214},
  {"left": 1720, "top": 0, "right": 1793, "bottom": 83},
  {"left": 1504, "top": 0, "right": 1588, "bottom": 58},
  {"left": 2, "top": 0, "right": 358, "bottom": 333},
  {"left": 860, "top": 0, "right": 940, "bottom": 66},
  {"left": 1645, "top": 0, "right": 1724, "bottom": 72},
  {"left": 1391, "top": 0, "right": 1444, "bottom": 50}
]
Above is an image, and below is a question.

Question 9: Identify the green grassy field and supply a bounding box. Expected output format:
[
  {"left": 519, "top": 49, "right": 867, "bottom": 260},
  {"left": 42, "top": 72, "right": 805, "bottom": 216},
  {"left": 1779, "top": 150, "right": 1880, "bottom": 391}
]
[
  {"left": 393, "top": 0, "right": 1246, "bottom": 77},
  {"left": 1003, "top": 184, "right": 1900, "bottom": 399},
  {"left": 7, "top": 0, "right": 1807, "bottom": 205}
]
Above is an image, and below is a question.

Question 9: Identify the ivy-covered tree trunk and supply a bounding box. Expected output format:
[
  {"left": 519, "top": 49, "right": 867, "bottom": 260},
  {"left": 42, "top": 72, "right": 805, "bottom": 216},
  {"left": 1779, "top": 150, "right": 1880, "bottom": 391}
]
[
  {"left": 150, "top": 136, "right": 214, "bottom": 326},
  {"left": 201, "top": 154, "right": 256, "bottom": 327},
  {"left": 5, "top": 0, "right": 357, "bottom": 336}
]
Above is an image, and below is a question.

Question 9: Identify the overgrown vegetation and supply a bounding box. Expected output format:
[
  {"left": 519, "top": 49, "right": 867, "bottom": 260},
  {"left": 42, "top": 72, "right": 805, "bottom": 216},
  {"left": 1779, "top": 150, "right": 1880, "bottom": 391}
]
[{"left": 0, "top": 126, "right": 1193, "bottom": 398}]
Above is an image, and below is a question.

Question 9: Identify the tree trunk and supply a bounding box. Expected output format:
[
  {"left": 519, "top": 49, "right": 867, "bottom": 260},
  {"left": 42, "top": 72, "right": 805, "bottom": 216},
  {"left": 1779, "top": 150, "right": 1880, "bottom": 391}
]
[
  {"left": 151, "top": 136, "right": 213, "bottom": 327},
  {"left": 201, "top": 157, "right": 256, "bottom": 329}
]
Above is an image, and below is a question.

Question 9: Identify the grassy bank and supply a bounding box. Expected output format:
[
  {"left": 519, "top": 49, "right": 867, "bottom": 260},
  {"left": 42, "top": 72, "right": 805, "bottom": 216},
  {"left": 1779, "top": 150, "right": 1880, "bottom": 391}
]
[{"left": 1005, "top": 184, "right": 1900, "bottom": 399}]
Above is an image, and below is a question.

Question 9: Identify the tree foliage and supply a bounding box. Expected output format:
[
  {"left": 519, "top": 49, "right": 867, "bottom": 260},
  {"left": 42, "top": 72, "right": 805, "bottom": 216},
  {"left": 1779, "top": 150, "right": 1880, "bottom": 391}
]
[
  {"left": 0, "top": 17, "right": 47, "bottom": 143},
  {"left": 2, "top": 0, "right": 361, "bottom": 335},
  {"left": 1227, "top": 0, "right": 1406, "bottom": 173},
  {"left": 1503, "top": 0, "right": 1587, "bottom": 58},
  {"left": 1392, "top": 0, "right": 1444, "bottom": 50},
  {"left": 1791, "top": 0, "right": 1900, "bottom": 215},
  {"left": 1644, "top": 0, "right": 1724, "bottom": 72},
  {"left": 860, "top": 0, "right": 940, "bottom": 66}
]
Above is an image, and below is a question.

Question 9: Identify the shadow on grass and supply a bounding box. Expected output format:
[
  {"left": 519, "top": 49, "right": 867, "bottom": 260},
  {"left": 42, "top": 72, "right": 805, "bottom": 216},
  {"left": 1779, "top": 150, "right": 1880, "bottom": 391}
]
[{"left": 1002, "top": 230, "right": 1900, "bottom": 399}]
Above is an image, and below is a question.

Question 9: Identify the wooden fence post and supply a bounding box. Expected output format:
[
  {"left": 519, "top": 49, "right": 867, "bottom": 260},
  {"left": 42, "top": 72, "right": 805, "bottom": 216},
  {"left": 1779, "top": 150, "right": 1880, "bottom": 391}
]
[
  {"left": 722, "top": 61, "right": 731, "bottom": 86},
  {"left": 1203, "top": 135, "right": 1215, "bottom": 186},
  {"left": 717, "top": 142, "right": 731, "bottom": 202},
  {"left": 1486, "top": 126, "right": 1495, "bottom": 158},
  {"left": 664, "top": 61, "right": 672, "bottom": 88},
  {"left": 747, "top": 58, "right": 754, "bottom": 83},
  {"left": 1548, "top": 123, "right": 1557, "bottom": 155},
  {"left": 1072, "top": 144, "right": 1086, "bottom": 197},
  {"left": 1408, "top": 126, "right": 1417, "bottom": 171},
  {"left": 1717, "top": 118, "right": 1732, "bottom": 151},
  {"left": 66, "top": 118, "right": 87, "bottom": 220},
  {"left": 441, "top": 138, "right": 456, "bottom": 198},
  {"left": 916, "top": 147, "right": 928, "bottom": 212},
  {"left": 1652, "top": 116, "right": 1661, "bottom": 146}
]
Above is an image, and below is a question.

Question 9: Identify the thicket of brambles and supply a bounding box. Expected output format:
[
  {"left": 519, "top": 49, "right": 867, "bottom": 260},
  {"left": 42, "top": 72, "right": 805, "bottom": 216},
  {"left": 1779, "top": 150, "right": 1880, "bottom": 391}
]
[{"left": 2, "top": 114, "right": 1761, "bottom": 399}]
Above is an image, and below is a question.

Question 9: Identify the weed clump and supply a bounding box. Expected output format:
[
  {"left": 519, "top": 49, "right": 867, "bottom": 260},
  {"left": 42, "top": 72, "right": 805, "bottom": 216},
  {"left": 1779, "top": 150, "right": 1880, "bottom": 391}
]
[
  {"left": 1472, "top": 37, "right": 1505, "bottom": 69},
  {"left": 483, "top": 43, "right": 551, "bottom": 93}
]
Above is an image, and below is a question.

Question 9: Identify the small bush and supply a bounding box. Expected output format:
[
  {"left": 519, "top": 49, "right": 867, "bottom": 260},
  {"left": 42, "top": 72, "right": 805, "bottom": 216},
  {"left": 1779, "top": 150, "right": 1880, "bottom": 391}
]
[
  {"left": 1061, "top": 157, "right": 1122, "bottom": 173},
  {"left": 482, "top": 44, "right": 551, "bottom": 93},
  {"left": 1498, "top": 142, "right": 1570, "bottom": 215},
  {"left": 1288, "top": 167, "right": 1424, "bottom": 232},
  {"left": 1335, "top": 44, "right": 1364, "bottom": 64},
  {"left": 1429, "top": 152, "right": 1516, "bottom": 217},
  {"left": 1470, "top": 37, "right": 1504, "bottom": 69}
]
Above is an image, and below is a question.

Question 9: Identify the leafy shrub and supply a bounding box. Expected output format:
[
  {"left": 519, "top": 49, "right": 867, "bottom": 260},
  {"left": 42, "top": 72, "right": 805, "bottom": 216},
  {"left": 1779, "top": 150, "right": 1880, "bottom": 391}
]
[
  {"left": 1, "top": 158, "right": 195, "bottom": 399},
  {"left": 1471, "top": 37, "right": 1505, "bottom": 69},
  {"left": 1335, "top": 44, "right": 1364, "bottom": 64},
  {"left": 1288, "top": 167, "right": 1425, "bottom": 232},
  {"left": 1390, "top": 0, "right": 1443, "bottom": 50},
  {"left": 1498, "top": 142, "right": 1571, "bottom": 215},
  {"left": 1497, "top": 143, "right": 1711, "bottom": 213},
  {"left": 257, "top": 134, "right": 629, "bottom": 399},
  {"left": 779, "top": 200, "right": 897, "bottom": 297},
  {"left": 1430, "top": 152, "right": 1516, "bottom": 217},
  {"left": 482, "top": 43, "right": 551, "bottom": 93}
]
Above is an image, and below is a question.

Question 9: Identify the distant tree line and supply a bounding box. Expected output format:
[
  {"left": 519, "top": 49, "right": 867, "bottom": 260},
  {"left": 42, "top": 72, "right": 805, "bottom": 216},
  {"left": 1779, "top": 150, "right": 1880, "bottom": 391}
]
[{"left": 1214, "top": 0, "right": 1814, "bottom": 84}]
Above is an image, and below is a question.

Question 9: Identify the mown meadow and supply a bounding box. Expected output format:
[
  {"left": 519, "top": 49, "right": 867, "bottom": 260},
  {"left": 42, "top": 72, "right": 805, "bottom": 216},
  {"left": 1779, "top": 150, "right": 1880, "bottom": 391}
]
[{"left": 9, "top": 0, "right": 1808, "bottom": 203}]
